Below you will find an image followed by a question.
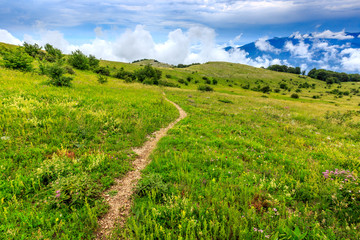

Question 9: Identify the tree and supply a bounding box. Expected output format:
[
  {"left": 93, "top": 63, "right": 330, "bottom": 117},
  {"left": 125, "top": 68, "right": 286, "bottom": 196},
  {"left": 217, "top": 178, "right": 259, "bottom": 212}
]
[{"left": 68, "top": 50, "right": 89, "bottom": 70}]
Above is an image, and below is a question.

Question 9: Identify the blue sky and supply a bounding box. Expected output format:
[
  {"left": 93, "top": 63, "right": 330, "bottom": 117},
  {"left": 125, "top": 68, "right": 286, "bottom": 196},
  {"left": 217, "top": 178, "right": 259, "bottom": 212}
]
[{"left": 1, "top": 0, "right": 360, "bottom": 68}]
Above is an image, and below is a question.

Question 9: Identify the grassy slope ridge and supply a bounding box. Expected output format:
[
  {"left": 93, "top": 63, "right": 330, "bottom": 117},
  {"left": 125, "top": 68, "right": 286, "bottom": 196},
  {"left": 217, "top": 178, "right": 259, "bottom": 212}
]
[{"left": 1, "top": 42, "right": 360, "bottom": 239}]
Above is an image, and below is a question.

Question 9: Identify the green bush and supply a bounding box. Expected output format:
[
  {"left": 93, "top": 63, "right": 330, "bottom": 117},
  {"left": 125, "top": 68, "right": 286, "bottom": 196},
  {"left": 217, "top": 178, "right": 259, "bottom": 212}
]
[
  {"left": 47, "top": 64, "right": 73, "bottom": 87},
  {"left": 88, "top": 55, "right": 100, "bottom": 69},
  {"left": 94, "top": 66, "right": 110, "bottom": 76},
  {"left": 44, "top": 44, "right": 63, "bottom": 62},
  {"left": 158, "top": 80, "right": 180, "bottom": 88},
  {"left": 198, "top": 85, "right": 214, "bottom": 92},
  {"left": 114, "top": 67, "right": 135, "bottom": 80},
  {"left": 1, "top": 48, "right": 33, "bottom": 71},
  {"left": 97, "top": 75, "right": 108, "bottom": 84},
  {"left": 261, "top": 85, "right": 272, "bottom": 93},
  {"left": 212, "top": 79, "right": 218, "bottom": 85},
  {"left": 23, "top": 42, "right": 42, "bottom": 58},
  {"left": 291, "top": 93, "right": 299, "bottom": 99},
  {"left": 68, "top": 50, "right": 89, "bottom": 70},
  {"left": 134, "top": 64, "right": 162, "bottom": 83}
]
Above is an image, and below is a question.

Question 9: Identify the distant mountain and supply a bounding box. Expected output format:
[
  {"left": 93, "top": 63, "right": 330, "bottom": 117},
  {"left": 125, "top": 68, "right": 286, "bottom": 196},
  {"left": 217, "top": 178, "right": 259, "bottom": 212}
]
[{"left": 225, "top": 31, "right": 360, "bottom": 73}]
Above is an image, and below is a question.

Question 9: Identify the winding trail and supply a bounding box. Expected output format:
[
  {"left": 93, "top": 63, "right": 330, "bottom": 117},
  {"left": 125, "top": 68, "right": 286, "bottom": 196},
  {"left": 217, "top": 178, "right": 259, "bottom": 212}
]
[{"left": 96, "top": 93, "right": 187, "bottom": 239}]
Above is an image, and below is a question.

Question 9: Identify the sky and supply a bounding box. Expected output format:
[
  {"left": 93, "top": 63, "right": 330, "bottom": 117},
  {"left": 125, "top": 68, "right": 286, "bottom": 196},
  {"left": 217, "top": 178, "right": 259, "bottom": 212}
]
[{"left": 1, "top": 0, "right": 360, "bottom": 69}]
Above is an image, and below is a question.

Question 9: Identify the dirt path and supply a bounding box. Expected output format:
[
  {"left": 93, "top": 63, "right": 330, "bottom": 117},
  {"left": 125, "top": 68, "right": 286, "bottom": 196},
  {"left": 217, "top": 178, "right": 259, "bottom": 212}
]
[{"left": 96, "top": 93, "right": 187, "bottom": 239}]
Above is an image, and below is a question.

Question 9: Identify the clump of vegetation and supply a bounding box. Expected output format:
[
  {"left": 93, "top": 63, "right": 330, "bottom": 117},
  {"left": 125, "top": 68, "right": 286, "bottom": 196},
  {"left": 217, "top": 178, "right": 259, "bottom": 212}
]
[
  {"left": 308, "top": 68, "right": 360, "bottom": 83},
  {"left": 158, "top": 80, "right": 180, "bottom": 88},
  {"left": 94, "top": 66, "right": 110, "bottom": 76},
  {"left": 198, "top": 85, "right": 214, "bottom": 92},
  {"left": 1, "top": 47, "right": 33, "bottom": 71},
  {"left": 218, "top": 99, "right": 233, "bottom": 104},
  {"left": 134, "top": 64, "right": 162, "bottom": 85},
  {"left": 68, "top": 50, "right": 90, "bottom": 70},
  {"left": 44, "top": 43, "right": 63, "bottom": 62},
  {"left": 47, "top": 64, "right": 73, "bottom": 87},
  {"left": 97, "top": 75, "right": 108, "bottom": 84},
  {"left": 23, "top": 42, "right": 42, "bottom": 58},
  {"left": 291, "top": 93, "right": 299, "bottom": 99},
  {"left": 268, "top": 64, "right": 301, "bottom": 74}
]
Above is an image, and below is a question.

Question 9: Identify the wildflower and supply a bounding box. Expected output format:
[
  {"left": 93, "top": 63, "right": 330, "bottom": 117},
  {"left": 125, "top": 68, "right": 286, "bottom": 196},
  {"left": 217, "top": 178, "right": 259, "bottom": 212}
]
[
  {"left": 253, "top": 228, "right": 258, "bottom": 232},
  {"left": 265, "top": 235, "right": 270, "bottom": 238},
  {"left": 273, "top": 208, "right": 278, "bottom": 212},
  {"left": 56, "top": 190, "right": 60, "bottom": 194},
  {"left": 56, "top": 193, "right": 61, "bottom": 198},
  {"left": 259, "top": 229, "right": 264, "bottom": 233}
]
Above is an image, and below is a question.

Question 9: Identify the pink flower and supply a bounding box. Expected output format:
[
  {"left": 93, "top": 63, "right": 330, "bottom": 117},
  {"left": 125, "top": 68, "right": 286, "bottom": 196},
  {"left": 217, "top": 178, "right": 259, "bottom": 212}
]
[
  {"left": 273, "top": 208, "right": 278, "bottom": 212},
  {"left": 56, "top": 193, "right": 61, "bottom": 198},
  {"left": 253, "top": 228, "right": 258, "bottom": 232},
  {"left": 56, "top": 190, "right": 60, "bottom": 194}
]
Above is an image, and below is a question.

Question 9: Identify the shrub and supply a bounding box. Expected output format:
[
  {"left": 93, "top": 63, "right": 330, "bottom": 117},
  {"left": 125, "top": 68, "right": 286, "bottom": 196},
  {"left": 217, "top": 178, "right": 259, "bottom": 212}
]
[
  {"left": 64, "top": 66, "right": 75, "bottom": 75},
  {"left": 134, "top": 64, "right": 162, "bottom": 83},
  {"left": 186, "top": 76, "right": 192, "bottom": 82},
  {"left": 261, "top": 85, "right": 272, "bottom": 93},
  {"left": 44, "top": 43, "right": 63, "bottom": 62},
  {"left": 274, "top": 89, "right": 281, "bottom": 93},
  {"left": 218, "top": 99, "right": 233, "bottom": 104},
  {"left": 97, "top": 75, "right": 108, "bottom": 84},
  {"left": 1, "top": 48, "right": 33, "bottom": 71},
  {"left": 114, "top": 67, "right": 135, "bottom": 80},
  {"left": 166, "top": 74, "right": 172, "bottom": 78},
  {"left": 158, "top": 80, "right": 180, "bottom": 88},
  {"left": 68, "top": 50, "right": 89, "bottom": 70},
  {"left": 212, "top": 79, "right": 218, "bottom": 85},
  {"left": 291, "top": 93, "right": 299, "bottom": 99},
  {"left": 198, "top": 85, "right": 214, "bottom": 92},
  {"left": 94, "top": 66, "right": 110, "bottom": 76},
  {"left": 47, "top": 64, "right": 73, "bottom": 87},
  {"left": 88, "top": 55, "right": 100, "bottom": 69},
  {"left": 23, "top": 42, "right": 42, "bottom": 58},
  {"left": 177, "top": 79, "right": 186, "bottom": 84}
]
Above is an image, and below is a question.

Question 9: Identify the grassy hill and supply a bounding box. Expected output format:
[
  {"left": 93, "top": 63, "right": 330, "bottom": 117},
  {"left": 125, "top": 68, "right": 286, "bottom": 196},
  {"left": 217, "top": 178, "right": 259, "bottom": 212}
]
[{"left": 0, "top": 42, "right": 359, "bottom": 239}]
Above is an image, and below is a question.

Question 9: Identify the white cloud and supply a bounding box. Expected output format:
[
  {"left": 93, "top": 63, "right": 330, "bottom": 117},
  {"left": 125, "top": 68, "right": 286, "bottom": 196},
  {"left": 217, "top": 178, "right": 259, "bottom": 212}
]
[
  {"left": 255, "top": 37, "right": 281, "bottom": 53},
  {"left": 0, "top": 29, "right": 22, "bottom": 45},
  {"left": 284, "top": 40, "right": 312, "bottom": 59},
  {"left": 312, "top": 30, "right": 354, "bottom": 40},
  {"left": 340, "top": 48, "right": 360, "bottom": 72}
]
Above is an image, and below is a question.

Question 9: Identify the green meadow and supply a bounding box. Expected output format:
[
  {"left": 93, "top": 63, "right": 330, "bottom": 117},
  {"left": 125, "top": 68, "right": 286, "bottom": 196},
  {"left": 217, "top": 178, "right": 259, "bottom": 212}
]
[{"left": 0, "top": 43, "right": 359, "bottom": 239}]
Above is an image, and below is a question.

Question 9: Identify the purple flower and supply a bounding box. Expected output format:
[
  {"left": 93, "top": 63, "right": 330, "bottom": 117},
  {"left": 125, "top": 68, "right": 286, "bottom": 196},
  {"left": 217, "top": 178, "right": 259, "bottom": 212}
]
[
  {"left": 56, "top": 190, "right": 60, "bottom": 194},
  {"left": 56, "top": 193, "right": 61, "bottom": 198}
]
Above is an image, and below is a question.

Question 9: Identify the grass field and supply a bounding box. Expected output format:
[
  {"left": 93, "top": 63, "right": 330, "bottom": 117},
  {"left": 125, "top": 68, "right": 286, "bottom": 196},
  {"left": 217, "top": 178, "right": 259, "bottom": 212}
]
[
  {"left": 120, "top": 89, "right": 360, "bottom": 239},
  {"left": 1, "top": 42, "right": 359, "bottom": 239},
  {"left": 0, "top": 67, "right": 178, "bottom": 239}
]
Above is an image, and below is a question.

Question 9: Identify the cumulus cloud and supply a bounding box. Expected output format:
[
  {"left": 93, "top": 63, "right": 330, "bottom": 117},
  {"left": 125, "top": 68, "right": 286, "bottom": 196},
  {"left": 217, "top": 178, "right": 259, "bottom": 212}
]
[
  {"left": 0, "top": 29, "right": 22, "bottom": 45},
  {"left": 255, "top": 37, "right": 281, "bottom": 53},
  {"left": 340, "top": 48, "right": 360, "bottom": 72},
  {"left": 284, "top": 40, "right": 311, "bottom": 59},
  {"left": 311, "top": 30, "right": 354, "bottom": 40}
]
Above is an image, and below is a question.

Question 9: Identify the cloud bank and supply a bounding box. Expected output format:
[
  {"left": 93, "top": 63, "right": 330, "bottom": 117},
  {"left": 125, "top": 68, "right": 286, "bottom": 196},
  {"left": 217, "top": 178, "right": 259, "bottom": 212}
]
[
  {"left": 1, "top": 27, "right": 360, "bottom": 73},
  {"left": 0, "top": 26, "right": 286, "bottom": 68}
]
